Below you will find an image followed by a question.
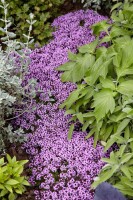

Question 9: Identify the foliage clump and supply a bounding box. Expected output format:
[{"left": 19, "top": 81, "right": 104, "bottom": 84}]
[
  {"left": 0, "top": 0, "right": 64, "bottom": 47},
  {"left": 0, "top": 154, "right": 29, "bottom": 200},
  {"left": 73, "top": 0, "right": 123, "bottom": 11},
  {"left": 0, "top": 0, "right": 36, "bottom": 152},
  {"left": 57, "top": 0, "right": 133, "bottom": 198}
]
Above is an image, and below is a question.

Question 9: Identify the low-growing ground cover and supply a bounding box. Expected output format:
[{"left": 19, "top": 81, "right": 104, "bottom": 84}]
[{"left": 14, "top": 10, "right": 108, "bottom": 199}]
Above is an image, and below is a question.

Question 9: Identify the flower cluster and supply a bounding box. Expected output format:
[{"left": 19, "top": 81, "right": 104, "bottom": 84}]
[{"left": 15, "top": 10, "right": 107, "bottom": 200}]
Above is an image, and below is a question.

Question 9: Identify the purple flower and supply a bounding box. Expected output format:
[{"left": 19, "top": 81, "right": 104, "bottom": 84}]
[{"left": 15, "top": 9, "right": 107, "bottom": 200}]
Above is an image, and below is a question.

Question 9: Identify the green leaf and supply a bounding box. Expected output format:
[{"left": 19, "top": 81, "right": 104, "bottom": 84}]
[
  {"left": 104, "top": 136, "right": 117, "bottom": 152},
  {"left": 9, "top": 193, "right": 15, "bottom": 200},
  {"left": 5, "top": 185, "right": 12, "bottom": 193},
  {"left": 121, "top": 165, "right": 131, "bottom": 179},
  {"left": 61, "top": 89, "right": 79, "bottom": 109},
  {"left": 116, "top": 67, "right": 133, "bottom": 78},
  {"left": 6, "top": 154, "right": 12, "bottom": 163},
  {"left": 15, "top": 189, "right": 22, "bottom": 194},
  {"left": 6, "top": 179, "right": 19, "bottom": 185},
  {"left": 78, "top": 37, "right": 99, "bottom": 54},
  {"left": 22, "top": 179, "right": 30, "bottom": 186},
  {"left": 0, "top": 158, "right": 4, "bottom": 166},
  {"left": 68, "top": 124, "right": 74, "bottom": 140},
  {"left": 61, "top": 70, "right": 73, "bottom": 82},
  {"left": 94, "top": 131, "right": 99, "bottom": 147},
  {"left": 92, "top": 165, "right": 119, "bottom": 189},
  {"left": 18, "top": 160, "right": 28, "bottom": 165},
  {"left": 59, "top": 52, "right": 95, "bottom": 83},
  {"left": 116, "top": 118, "right": 130, "bottom": 134},
  {"left": 117, "top": 80, "right": 133, "bottom": 96},
  {"left": 100, "top": 77, "right": 115, "bottom": 90},
  {"left": 118, "top": 145, "right": 126, "bottom": 157},
  {"left": 93, "top": 89, "right": 115, "bottom": 121},
  {"left": 120, "top": 153, "right": 133, "bottom": 164},
  {"left": 124, "top": 126, "right": 130, "bottom": 140},
  {"left": 76, "top": 113, "right": 84, "bottom": 124},
  {"left": 100, "top": 36, "right": 111, "bottom": 44},
  {"left": 110, "top": 26, "right": 130, "bottom": 38},
  {"left": 82, "top": 120, "right": 91, "bottom": 132},
  {"left": 68, "top": 51, "right": 77, "bottom": 61},
  {"left": 111, "top": 2, "right": 123, "bottom": 12},
  {"left": 91, "top": 20, "right": 109, "bottom": 36},
  {"left": 85, "top": 128, "right": 95, "bottom": 139},
  {"left": 0, "top": 184, "right": 5, "bottom": 189},
  {"left": 90, "top": 57, "right": 112, "bottom": 85},
  {"left": 121, "top": 40, "right": 133, "bottom": 68},
  {"left": 0, "top": 189, "right": 8, "bottom": 197},
  {"left": 56, "top": 62, "right": 75, "bottom": 71}
]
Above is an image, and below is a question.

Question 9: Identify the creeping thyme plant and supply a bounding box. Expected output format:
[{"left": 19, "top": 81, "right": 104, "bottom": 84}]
[
  {"left": 57, "top": 0, "right": 133, "bottom": 198},
  {"left": 15, "top": 9, "right": 107, "bottom": 200},
  {"left": 0, "top": 0, "right": 36, "bottom": 152}
]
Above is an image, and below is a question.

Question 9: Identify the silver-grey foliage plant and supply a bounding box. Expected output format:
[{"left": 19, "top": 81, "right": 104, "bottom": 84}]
[{"left": 0, "top": 0, "right": 36, "bottom": 152}]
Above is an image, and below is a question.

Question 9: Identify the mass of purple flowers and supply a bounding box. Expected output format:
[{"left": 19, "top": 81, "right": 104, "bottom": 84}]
[{"left": 15, "top": 10, "right": 107, "bottom": 200}]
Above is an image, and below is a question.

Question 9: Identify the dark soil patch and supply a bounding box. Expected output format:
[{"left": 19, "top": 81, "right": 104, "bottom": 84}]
[
  {"left": 60, "top": 0, "right": 110, "bottom": 17},
  {"left": 59, "top": 0, "right": 83, "bottom": 15}
]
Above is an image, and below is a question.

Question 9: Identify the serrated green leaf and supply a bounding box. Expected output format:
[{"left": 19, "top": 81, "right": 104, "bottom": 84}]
[
  {"left": 68, "top": 51, "right": 78, "bottom": 61},
  {"left": 61, "top": 70, "right": 73, "bottom": 82},
  {"left": 78, "top": 37, "right": 99, "bottom": 53},
  {"left": 91, "top": 20, "right": 109, "bottom": 36},
  {"left": 117, "top": 80, "right": 133, "bottom": 96},
  {"left": 61, "top": 89, "right": 79, "bottom": 109},
  {"left": 100, "top": 77, "right": 115, "bottom": 90},
  {"left": 93, "top": 89, "right": 115, "bottom": 121},
  {"left": 121, "top": 40, "right": 133, "bottom": 68},
  {"left": 110, "top": 26, "right": 130, "bottom": 38},
  {"left": 57, "top": 62, "right": 75, "bottom": 72}
]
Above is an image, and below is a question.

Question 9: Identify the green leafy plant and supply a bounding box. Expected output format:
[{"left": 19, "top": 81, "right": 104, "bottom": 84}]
[
  {"left": 73, "top": 0, "right": 123, "bottom": 11},
  {"left": 57, "top": 0, "right": 133, "bottom": 197},
  {"left": 0, "top": 0, "right": 37, "bottom": 152},
  {"left": 0, "top": 0, "right": 64, "bottom": 47},
  {"left": 0, "top": 154, "right": 30, "bottom": 200},
  {"left": 92, "top": 135, "right": 133, "bottom": 197}
]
